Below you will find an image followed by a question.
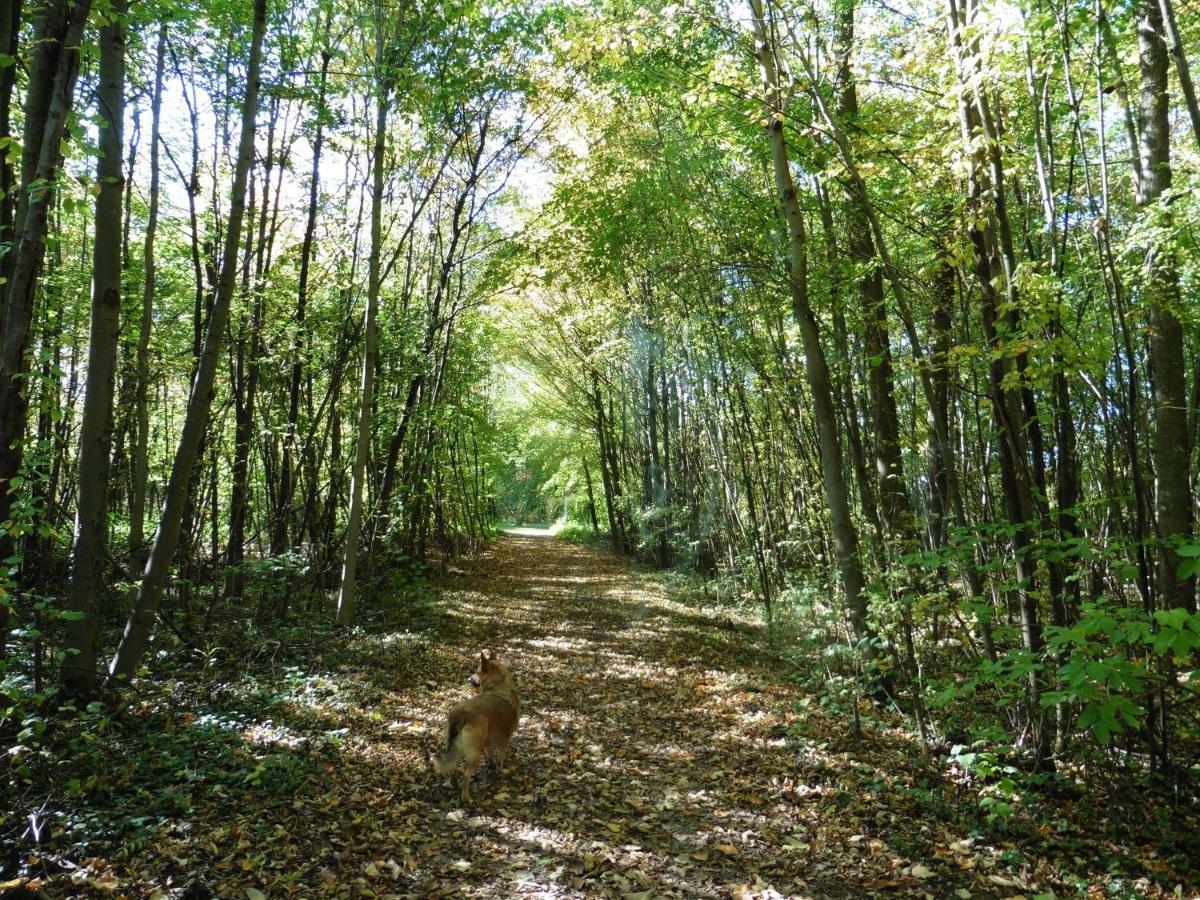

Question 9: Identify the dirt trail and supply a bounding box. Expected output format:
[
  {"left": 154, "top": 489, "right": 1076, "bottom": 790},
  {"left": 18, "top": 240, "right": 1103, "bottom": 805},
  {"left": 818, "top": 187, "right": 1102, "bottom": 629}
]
[
  {"left": 372, "top": 533, "right": 822, "bottom": 898},
  {"left": 245, "top": 532, "right": 863, "bottom": 900},
  {"left": 34, "top": 534, "right": 1198, "bottom": 897},
  {"left": 328, "top": 535, "right": 902, "bottom": 900}
]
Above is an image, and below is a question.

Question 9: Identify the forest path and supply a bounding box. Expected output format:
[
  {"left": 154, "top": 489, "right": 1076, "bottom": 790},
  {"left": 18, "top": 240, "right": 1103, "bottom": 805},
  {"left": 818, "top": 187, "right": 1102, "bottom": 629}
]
[
  {"left": 402, "top": 533, "right": 818, "bottom": 897},
  {"left": 101, "top": 535, "right": 1113, "bottom": 898},
  {"left": 314, "top": 535, "right": 949, "bottom": 898}
]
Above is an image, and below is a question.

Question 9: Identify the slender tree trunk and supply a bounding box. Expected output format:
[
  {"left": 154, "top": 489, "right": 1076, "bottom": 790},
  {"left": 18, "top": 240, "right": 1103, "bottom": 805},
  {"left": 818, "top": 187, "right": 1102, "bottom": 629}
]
[
  {"left": 109, "top": 0, "right": 268, "bottom": 682},
  {"left": 0, "top": 0, "right": 89, "bottom": 661},
  {"left": 583, "top": 457, "right": 599, "bottom": 535},
  {"left": 227, "top": 99, "right": 278, "bottom": 601},
  {"left": 373, "top": 147, "right": 475, "bottom": 525},
  {"left": 27, "top": 205, "right": 63, "bottom": 597},
  {"left": 930, "top": 226, "right": 996, "bottom": 660},
  {"left": 0, "top": 0, "right": 20, "bottom": 289},
  {"left": 336, "top": 9, "right": 389, "bottom": 626},
  {"left": 62, "top": 0, "right": 128, "bottom": 696},
  {"left": 832, "top": 3, "right": 909, "bottom": 542},
  {"left": 949, "top": 0, "right": 1052, "bottom": 769},
  {"left": 274, "top": 45, "right": 330, "bottom": 557},
  {"left": 129, "top": 24, "right": 167, "bottom": 573},
  {"left": 591, "top": 382, "right": 625, "bottom": 551},
  {"left": 1155, "top": 0, "right": 1200, "bottom": 151},
  {"left": 0, "top": 0, "right": 20, "bottom": 662},
  {"left": 748, "top": 0, "right": 874, "bottom": 650},
  {"left": 833, "top": 0, "right": 929, "bottom": 753},
  {"left": 1136, "top": 0, "right": 1193, "bottom": 614},
  {"left": 815, "top": 182, "right": 880, "bottom": 541}
]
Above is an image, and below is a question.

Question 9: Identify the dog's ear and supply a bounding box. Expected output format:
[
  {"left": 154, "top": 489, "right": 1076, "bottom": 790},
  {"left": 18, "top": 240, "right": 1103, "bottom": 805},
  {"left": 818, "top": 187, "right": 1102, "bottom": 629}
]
[
  {"left": 479, "top": 651, "right": 488, "bottom": 668},
  {"left": 486, "top": 649, "right": 496, "bottom": 661}
]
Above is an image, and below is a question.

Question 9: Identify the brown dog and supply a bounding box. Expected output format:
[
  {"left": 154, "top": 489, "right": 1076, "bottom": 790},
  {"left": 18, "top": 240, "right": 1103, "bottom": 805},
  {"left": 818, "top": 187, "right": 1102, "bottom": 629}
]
[{"left": 432, "top": 651, "right": 520, "bottom": 803}]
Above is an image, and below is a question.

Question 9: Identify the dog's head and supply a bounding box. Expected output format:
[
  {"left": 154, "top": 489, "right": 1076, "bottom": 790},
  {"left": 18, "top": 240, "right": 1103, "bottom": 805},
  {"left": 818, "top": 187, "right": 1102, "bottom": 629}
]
[{"left": 468, "top": 650, "right": 509, "bottom": 691}]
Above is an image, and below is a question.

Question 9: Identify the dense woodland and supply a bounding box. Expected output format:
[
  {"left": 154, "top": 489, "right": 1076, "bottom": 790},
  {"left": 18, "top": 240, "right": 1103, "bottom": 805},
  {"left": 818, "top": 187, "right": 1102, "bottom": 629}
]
[{"left": 1, "top": 0, "right": 1199, "bottom": 893}]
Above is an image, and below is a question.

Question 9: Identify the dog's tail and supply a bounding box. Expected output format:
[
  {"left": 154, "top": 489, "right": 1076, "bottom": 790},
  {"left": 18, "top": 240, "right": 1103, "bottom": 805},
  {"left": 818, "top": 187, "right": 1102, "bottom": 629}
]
[{"left": 433, "top": 709, "right": 467, "bottom": 775}]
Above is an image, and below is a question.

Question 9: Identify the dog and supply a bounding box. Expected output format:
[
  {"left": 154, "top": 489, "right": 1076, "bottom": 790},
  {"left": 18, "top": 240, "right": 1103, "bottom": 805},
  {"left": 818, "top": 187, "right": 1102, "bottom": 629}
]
[{"left": 431, "top": 650, "right": 520, "bottom": 803}]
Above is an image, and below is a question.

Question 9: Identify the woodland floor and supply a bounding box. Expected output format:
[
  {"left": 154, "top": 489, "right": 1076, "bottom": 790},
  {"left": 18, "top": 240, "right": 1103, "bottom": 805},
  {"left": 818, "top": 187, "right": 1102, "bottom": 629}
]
[{"left": 10, "top": 534, "right": 1200, "bottom": 898}]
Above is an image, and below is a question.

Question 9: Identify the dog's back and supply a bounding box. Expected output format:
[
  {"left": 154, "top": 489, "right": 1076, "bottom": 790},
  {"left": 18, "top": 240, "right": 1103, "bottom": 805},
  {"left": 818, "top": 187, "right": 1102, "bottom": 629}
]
[{"left": 438, "top": 686, "right": 519, "bottom": 758}]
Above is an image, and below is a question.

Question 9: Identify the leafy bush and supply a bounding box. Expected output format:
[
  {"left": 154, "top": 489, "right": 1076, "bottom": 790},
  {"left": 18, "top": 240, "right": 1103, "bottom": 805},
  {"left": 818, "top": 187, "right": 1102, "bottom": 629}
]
[
  {"left": 1042, "top": 601, "right": 1200, "bottom": 744},
  {"left": 555, "top": 520, "right": 607, "bottom": 546}
]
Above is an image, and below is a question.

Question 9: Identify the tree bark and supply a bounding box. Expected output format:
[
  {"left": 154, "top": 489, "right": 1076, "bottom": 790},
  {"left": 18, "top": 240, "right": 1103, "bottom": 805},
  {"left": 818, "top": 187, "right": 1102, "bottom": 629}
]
[
  {"left": 1135, "top": 0, "right": 1194, "bottom": 614},
  {"left": 832, "top": 3, "right": 908, "bottom": 542},
  {"left": 227, "top": 97, "right": 278, "bottom": 601},
  {"left": 948, "top": 0, "right": 1052, "bottom": 769},
  {"left": 0, "top": 0, "right": 18, "bottom": 661},
  {"left": 0, "top": 0, "right": 89, "bottom": 662},
  {"left": 0, "top": 0, "right": 20, "bottom": 288},
  {"left": 274, "top": 43, "right": 331, "bottom": 557},
  {"left": 1155, "top": 0, "right": 1200, "bottom": 152},
  {"left": 583, "top": 456, "right": 599, "bottom": 534}
]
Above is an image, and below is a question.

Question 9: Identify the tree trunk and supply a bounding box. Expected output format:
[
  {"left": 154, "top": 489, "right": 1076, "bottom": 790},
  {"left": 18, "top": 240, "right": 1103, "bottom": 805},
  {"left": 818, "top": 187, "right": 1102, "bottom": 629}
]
[
  {"left": 336, "top": 7, "right": 389, "bottom": 626},
  {"left": 227, "top": 98, "right": 277, "bottom": 601},
  {"left": 274, "top": 44, "right": 331, "bottom": 557},
  {"left": 62, "top": 0, "right": 128, "bottom": 696},
  {"left": 832, "top": 3, "right": 909, "bottom": 542},
  {"left": 1136, "top": 0, "right": 1194, "bottom": 614},
  {"left": 0, "top": 0, "right": 90, "bottom": 588},
  {"left": 1155, "top": 0, "right": 1200, "bottom": 152},
  {"left": 747, "top": 0, "right": 874, "bottom": 650},
  {"left": 948, "top": 0, "right": 1052, "bottom": 769},
  {"left": 583, "top": 456, "right": 599, "bottom": 534},
  {"left": 0, "top": 0, "right": 20, "bottom": 289},
  {"left": 129, "top": 24, "right": 167, "bottom": 574}
]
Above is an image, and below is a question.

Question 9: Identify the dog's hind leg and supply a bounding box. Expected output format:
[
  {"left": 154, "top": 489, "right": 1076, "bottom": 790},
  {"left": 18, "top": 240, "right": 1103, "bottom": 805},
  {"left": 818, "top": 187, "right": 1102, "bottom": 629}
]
[
  {"left": 461, "top": 756, "right": 479, "bottom": 803},
  {"left": 460, "top": 739, "right": 484, "bottom": 804}
]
